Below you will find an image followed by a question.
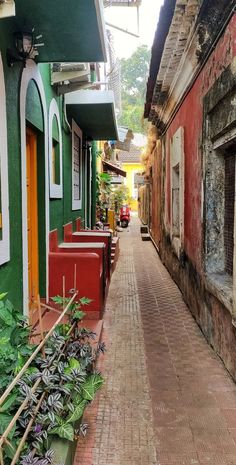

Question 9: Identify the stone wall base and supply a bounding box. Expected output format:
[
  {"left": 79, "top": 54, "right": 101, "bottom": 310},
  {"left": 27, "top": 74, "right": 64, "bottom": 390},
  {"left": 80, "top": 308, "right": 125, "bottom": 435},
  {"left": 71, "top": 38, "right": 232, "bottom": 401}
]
[{"left": 159, "top": 233, "right": 236, "bottom": 381}]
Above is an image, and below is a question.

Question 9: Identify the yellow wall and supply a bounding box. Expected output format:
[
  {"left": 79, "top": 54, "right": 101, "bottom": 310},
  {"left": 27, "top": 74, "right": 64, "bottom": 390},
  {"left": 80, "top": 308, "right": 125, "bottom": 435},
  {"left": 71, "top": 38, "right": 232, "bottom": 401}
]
[{"left": 121, "top": 162, "right": 144, "bottom": 211}]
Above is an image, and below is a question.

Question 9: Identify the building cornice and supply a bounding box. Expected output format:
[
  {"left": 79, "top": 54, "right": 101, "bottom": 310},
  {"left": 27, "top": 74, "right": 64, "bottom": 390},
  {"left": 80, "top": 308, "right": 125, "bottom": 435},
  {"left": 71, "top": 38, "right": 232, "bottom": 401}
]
[{"left": 147, "top": 0, "right": 236, "bottom": 133}]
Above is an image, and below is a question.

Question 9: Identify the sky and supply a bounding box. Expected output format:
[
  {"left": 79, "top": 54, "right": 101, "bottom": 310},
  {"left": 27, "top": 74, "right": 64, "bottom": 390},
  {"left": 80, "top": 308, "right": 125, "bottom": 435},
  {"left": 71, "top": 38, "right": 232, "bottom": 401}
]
[{"left": 104, "top": 0, "right": 164, "bottom": 59}]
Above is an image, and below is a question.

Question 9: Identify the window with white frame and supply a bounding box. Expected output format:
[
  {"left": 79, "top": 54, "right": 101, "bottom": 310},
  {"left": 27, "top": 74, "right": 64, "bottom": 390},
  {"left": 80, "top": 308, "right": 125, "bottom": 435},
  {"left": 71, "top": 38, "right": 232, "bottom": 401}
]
[
  {"left": 172, "top": 163, "right": 180, "bottom": 237},
  {"left": 203, "top": 65, "right": 236, "bottom": 313},
  {"left": 72, "top": 120, "right": 82, "bottom": 210},
  {"left": 205, "top": 141, "right": 236, "bottom": 277},
  {"left": 170, "top": 127, "right": 184, "bottom": 255},
  {"left": 49, "top": 99, "right": 63, "bottom": 198},
  {"left": 0, "top": 54, "right": 10, "bottom": 265}
]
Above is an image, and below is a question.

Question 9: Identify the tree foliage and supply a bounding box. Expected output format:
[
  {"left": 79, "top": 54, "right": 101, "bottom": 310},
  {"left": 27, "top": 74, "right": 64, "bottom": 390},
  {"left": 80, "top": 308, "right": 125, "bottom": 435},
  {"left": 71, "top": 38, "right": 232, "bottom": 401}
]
[
  {"left": 111, "top": 185, "right": 131, "bottom": 213},
  {"left": 119, "top": 45, "right": 151, "bottom": 134}
]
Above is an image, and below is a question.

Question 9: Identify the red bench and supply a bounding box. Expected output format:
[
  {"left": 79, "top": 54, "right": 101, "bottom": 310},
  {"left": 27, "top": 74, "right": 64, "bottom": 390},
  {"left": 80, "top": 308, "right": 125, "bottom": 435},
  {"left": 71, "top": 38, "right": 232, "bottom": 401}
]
[
  {"left": 49, "top": 230, "right": 105, "bottom": 318},
  {"left": 64, "top": 223, "right": 112, "bottom": 280}
]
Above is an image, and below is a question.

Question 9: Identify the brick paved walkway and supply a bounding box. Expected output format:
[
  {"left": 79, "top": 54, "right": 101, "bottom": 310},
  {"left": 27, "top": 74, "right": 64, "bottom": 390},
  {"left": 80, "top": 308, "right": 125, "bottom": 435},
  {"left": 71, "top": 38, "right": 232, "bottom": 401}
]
[{"left": 74, "top": 217, "right": 236, "bottom": 465}]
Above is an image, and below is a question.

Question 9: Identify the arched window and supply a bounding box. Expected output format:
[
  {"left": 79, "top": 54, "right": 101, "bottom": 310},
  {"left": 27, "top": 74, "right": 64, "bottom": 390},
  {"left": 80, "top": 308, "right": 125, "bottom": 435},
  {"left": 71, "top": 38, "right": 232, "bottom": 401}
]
[{"left": 49, "top": 99, "right": 63, "bottom": 198}]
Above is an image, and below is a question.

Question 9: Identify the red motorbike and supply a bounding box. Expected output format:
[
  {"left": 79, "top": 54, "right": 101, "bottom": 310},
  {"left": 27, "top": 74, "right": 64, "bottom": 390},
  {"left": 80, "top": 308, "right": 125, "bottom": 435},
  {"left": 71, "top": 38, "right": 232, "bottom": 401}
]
[{"left": 119, "top": 206, "right": 131, "bottom": 228}]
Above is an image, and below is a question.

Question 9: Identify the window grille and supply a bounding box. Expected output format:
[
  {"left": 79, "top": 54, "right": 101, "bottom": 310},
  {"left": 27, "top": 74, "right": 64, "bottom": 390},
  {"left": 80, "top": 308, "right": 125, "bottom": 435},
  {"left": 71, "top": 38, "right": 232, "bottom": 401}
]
[{"left": 224, "top": 151, "right": 235, "bottom": 275}]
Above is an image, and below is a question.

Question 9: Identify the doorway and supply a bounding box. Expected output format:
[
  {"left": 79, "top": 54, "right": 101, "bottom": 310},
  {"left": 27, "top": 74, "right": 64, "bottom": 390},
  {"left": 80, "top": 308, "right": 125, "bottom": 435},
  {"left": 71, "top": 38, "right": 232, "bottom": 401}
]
[{"left": 26, "top": 128, "right": 39, "bottom": 309}]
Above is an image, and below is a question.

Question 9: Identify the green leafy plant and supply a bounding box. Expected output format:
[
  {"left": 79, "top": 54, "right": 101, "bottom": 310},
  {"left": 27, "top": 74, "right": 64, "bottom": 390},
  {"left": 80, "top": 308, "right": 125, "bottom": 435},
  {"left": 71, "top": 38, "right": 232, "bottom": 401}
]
[
  {"left": 0, "top": 293, "right": 105, "bottom": 464},
  {"left": 111, "top": 184, "right": 131, "bottom": 214},
  {"left": 51, "top": 295, "right": 92, "bottom": 323},
  {"left": 0, "top": 294, "right": 35, "bottom": 392},
  {"left": 119, "top": 44, "right": 151, "bottom": 134},
  {"left": 96, "top": 172, "right": 112, "bottom": 222}
]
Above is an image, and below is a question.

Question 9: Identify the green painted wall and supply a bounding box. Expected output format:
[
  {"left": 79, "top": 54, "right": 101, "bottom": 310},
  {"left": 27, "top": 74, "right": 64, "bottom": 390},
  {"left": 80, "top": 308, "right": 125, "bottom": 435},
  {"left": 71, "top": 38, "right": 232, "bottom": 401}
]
[
  {"left": 0, "top": 25, "right": 87, "bottom": 310},
  {"left": 0, "top": 22, "right": 24, "bottom": 309}
]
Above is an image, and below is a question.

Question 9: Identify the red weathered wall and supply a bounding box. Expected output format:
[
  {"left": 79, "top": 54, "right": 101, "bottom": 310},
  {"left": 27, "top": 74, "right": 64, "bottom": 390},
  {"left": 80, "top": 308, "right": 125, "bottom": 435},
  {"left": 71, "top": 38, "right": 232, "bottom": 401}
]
[{"left": 165, "top": 14, "right": 236, "bottom": 272}]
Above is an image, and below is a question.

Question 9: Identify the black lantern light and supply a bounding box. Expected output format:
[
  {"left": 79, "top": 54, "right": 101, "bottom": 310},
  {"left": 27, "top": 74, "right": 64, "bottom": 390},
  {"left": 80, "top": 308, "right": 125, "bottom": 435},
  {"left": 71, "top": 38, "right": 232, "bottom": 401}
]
[
  {"left": 7, "top": 30, "right": 34, "bottom": 67},
  {"left": 15, "top": 31, "right": 34, "bottom": 56}
]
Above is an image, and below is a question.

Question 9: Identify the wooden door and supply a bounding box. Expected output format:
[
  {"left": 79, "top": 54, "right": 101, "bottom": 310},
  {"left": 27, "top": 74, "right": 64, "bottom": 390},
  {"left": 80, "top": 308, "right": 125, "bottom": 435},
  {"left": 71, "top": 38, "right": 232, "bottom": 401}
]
[{"left": 26, "top": 128, "right": 39, "bottom": 309}]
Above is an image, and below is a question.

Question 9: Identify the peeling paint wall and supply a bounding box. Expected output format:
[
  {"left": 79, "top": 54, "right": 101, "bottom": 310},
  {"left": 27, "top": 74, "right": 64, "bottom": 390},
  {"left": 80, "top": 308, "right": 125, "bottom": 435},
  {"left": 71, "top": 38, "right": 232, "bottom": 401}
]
[
  {"left": 155, "top": 14, "right": 236, "bottom": 379},
  {"left": 162, "top": 14, "right": 236, "bottom": 273}
]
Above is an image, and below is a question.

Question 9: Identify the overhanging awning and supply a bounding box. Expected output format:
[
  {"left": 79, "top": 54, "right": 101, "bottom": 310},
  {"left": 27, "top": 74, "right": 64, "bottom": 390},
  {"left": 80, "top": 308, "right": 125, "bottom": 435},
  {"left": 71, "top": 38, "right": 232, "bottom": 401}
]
[
  {"left": 65, "top": 90, "right": 118, "bottom": 140},
  {"left": 10, "top": 0, "right": 107, "bottom": 62},
  {"left": 102, "top": 160, "right": 126, "bottom": 177}
]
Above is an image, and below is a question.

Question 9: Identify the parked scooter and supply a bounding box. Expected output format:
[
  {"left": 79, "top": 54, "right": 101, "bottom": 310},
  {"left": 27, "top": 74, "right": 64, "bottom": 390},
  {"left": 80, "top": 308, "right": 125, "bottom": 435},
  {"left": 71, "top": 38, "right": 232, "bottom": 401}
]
[{"left": 119, "top": 205, "right": 131, "bottom": 228}]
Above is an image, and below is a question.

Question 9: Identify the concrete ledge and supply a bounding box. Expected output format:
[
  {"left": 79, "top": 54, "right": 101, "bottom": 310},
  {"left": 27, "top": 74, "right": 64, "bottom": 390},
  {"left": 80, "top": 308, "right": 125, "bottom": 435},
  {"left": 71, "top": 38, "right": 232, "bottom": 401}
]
[
  {"left": 51, "top": 437, "right": 76, "bottom": 465},
  {"left": 140, "top": 225, "right": 148, "bottom": 234},
  {"left": 205, "top": 272, "right": 233, "bottom": 315},
  {"left": 141, "top": 233, "right": 151, "bottom": 241}
]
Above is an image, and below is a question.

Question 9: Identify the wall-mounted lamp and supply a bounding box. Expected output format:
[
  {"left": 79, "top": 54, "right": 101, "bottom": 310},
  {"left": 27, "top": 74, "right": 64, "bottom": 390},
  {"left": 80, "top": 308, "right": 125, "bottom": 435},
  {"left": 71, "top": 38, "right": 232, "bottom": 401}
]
[{"left": 6, "top": 30, "right": 43, "bottom": 67}]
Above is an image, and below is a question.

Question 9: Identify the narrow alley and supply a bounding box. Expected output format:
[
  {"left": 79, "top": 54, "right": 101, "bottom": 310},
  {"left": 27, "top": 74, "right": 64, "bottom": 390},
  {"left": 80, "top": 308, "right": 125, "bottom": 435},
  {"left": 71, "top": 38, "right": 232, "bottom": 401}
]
[
  {"left": 75, "top": 217, "right": 236, "bottom": 465},
  {"left": 1, "top": 2, "right": 236, "bottom": 465}
]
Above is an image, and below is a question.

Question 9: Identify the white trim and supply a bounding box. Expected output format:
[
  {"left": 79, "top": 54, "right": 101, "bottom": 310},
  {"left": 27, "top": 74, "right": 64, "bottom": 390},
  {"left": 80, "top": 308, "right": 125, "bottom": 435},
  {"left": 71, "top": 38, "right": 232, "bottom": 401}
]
[
  {"left": 20, "top": 59, "right": 49, "bottom": 315},
  {"left": 0, "top": 53, "right": 10, "bottom": 265},
  {"left": 66, "top": 89, "right": 115, "bottom": 105},
  {"left": 73, "top": 231, "right": 110, "bottom": 237},
  {"left": 88, "top": 146, "right": 92, "bottom": 228},
  {"left": 59, "top": 242, "right": 105, "bottom": 249},
  {"left": 49, "top": 98, "right": 63, "bottom": 198},
  {"left": 94, "top": 0, "right": 108, "bottom": 62},
  {"left": 84, "top": 147, "right": 87, "bottom": 227},
  {"left": 72, "top": 120, "right": 82, "bottom": 211},
  {"left": 170, "top": 127, "right": 184, "bottom": 258}
]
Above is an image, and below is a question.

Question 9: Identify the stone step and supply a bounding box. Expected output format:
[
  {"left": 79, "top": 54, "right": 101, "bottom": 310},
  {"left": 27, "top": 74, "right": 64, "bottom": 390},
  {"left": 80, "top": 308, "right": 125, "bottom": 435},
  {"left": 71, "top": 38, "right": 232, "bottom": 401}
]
[
  {"left": 141, "top": 233, "right": 151, "bottom": 241},
  {"left": 140, "top": 225, "right": 148, "bottom": 234}
]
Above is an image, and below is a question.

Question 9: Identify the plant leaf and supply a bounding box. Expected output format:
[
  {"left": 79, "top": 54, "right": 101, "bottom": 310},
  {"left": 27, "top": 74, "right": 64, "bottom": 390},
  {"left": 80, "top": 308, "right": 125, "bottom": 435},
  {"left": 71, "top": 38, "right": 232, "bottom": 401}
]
[
  {"left": 0, "top": 292, "right": 7, "bottom": 301},
  {"left": 81, "top": 380, "right": 95, "bottom": 401},
  {"left": 5, "top": 299, "right": 14, "bottom": 314},
  {"left": 73, "top": 311, "right": 86, "bottom": 321},
  {"left": 0, "top": 307, "right": 14, "bottom": 326},
  {"left": 69, "top": 358, "right": 80, "bottom": 370},
  {"left": 81, "top": 374, "right": 104, "bottom": 401},
  {"left": 4, "top": 438, "right": 17, "bottom": 459},
  {"left": 91, "top": 373, "right": 104, "bottom": 392},
  {"left": 79, "top": 297, "right": 93, "bottom": 306},
  {"left": 66, "top": 400, "right": 87, "bottom": 423},
  {"left": 0, "top": 413, "right": 16, "bottom": 438},
  {"left": 0, "top": 392, "right": 18, "bottom": 413},
  {"left": 50, "top": 423, "right": 74, "bottom": 442}
]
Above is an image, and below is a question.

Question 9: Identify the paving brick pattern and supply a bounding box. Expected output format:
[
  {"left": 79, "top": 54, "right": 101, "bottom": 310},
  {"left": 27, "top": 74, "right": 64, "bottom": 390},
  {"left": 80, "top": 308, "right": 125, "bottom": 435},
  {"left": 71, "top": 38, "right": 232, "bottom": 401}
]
[
  {"left": 74, "top": 217, "right": 236, "bottom": 465},
  {"left": 74, "top": 220, "right": 157, "bottom": 465},
  {"left": 131, "top": 218, "right": 236, "bottom": 465}
]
